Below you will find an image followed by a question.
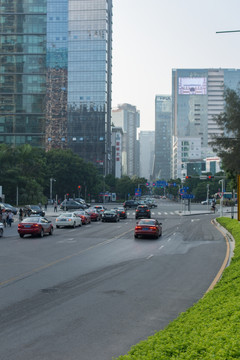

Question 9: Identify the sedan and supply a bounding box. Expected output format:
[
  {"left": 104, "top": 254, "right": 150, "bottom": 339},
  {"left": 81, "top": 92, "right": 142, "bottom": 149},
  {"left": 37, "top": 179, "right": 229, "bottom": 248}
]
[
  {"left": 23, "top": 205, "right": 45, "bottom": 217},
  {"left": 86, "top": 208, "right": 101, "bottom": 221},
  {"left": 114, "top": 207, "right": 127, "bottom": 219},
  {"left": 0, "top": 202, "right": 18, "bottom": 215},
  {"left": 55, "top": 213, "right": 82, "bottom": 228},
  {"left": 102, "top": 210, "right": 120, "bottom": 222},
  {"left": 134, "top": 219, "right": 162, "bottom": 239},
  {"left": 18, "top": 216, "right": 54, "bottom": 238},
  {"left": 73, "top": 210, "right": 91, "bottom": 225}
]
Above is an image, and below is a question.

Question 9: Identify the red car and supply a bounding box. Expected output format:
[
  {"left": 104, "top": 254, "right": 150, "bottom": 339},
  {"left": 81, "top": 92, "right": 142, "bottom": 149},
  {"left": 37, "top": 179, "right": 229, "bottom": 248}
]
[
  {"left": 74, "top": 210, "right": 91, "bottom": 224},
  {"left": 134, "top": 219, "right": 162, "bottom": 239},
  {"left": 18, "top": 216, "right": 54, "bottom": 238},
  {"left": 86, "top": 208, "right": 101, "bottom": 221}
]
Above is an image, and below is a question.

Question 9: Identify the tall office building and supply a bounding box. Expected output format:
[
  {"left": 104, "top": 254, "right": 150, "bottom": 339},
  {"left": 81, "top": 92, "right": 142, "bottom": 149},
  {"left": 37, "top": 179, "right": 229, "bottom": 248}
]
[
  {"left": 172, "top": 68, "right": 240, "bottom": 178},
  {"left": 0, "top": 0, "right": 113, "bottom": 175},
  {"left": 139, "top": 131, "right": 154, "bottom": 180},
  {"left": 112, "top": 104, "right": 140, "bottom": 177},
  {"left": 153, "top": 95, "right": 172, "bottom": 180}
]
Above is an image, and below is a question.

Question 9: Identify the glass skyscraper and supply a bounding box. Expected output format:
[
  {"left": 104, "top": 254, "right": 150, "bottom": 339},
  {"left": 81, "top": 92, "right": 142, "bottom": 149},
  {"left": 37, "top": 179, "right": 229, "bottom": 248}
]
[
  {"left": 0, "top": 0, "right": 47, "bottom": 147},
  {"left": 153, "top": 95, "right": 172, "bottom": 180},
  {"left": 0, "top": 0, "right": 113, "bottom": 174}
]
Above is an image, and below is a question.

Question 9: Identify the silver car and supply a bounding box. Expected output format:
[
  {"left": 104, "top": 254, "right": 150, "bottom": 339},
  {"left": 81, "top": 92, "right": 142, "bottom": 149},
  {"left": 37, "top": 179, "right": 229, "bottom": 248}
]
[{"left": 55, "top": 213, "right": 82, "bottom": 228}]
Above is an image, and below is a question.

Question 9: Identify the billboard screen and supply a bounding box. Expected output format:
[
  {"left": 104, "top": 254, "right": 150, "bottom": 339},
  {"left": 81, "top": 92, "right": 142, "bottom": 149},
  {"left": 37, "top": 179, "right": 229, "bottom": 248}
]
[{"left": 179, "top": 77, "right": 207, "bottom": 95}]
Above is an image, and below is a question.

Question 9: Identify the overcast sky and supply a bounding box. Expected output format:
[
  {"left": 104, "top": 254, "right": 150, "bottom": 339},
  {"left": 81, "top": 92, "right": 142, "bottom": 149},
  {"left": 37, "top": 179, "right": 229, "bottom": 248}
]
[{"left": 111, "top": 0, "right": 240, "bottom": 131}]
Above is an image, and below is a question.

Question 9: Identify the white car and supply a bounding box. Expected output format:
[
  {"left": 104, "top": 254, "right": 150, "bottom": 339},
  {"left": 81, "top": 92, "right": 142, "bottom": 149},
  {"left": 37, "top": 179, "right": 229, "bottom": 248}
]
[
  {"left": 55, "top": 213, "right": 82, "bottom": 228},
  {"left": 0, "top": 222, "right": 3, "bottom": 237}
]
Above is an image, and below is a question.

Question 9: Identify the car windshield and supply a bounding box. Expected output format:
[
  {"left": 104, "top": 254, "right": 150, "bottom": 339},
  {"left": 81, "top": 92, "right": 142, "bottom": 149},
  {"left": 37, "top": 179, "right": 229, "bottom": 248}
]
[
  {"left": 138, "top": 219, "right": 155, "bottom": 225},
  {"left": 75, "top": 211, "right": 85, "bottom": 215},
  {"left": 31, "top": 205, "right": 40, "bottom": 210},
  {"left": 59, "top": 213, "right": 73, "bottom": 218},
  {"left": 22, "top": 217, "right": 40, "bottom": 223}
]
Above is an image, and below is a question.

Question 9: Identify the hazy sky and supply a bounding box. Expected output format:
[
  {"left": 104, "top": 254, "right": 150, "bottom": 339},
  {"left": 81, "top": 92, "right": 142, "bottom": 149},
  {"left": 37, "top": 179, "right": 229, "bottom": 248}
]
[{"left": 111, "top": 0, "right": 240, "bottom": 131}]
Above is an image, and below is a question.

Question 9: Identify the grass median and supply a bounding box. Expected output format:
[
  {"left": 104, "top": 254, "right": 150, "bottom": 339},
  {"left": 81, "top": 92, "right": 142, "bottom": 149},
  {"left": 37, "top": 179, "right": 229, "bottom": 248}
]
[{"left": 114, "top": 217, "right": 240, "bottom": 360}]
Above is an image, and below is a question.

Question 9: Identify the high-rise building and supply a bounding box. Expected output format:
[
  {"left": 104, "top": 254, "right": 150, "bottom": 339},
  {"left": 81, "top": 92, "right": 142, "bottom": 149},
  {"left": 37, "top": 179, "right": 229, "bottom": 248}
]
[
  {"left": 153, "top": 95, "right": 172, "bottom": 180},
  {"left": 0, "top": 0, "right": 113, "bottom": 175},
  {"left": 172, "top": 68, "right": 240, "bottom": 178},
  {"left": 112, "top": 104, "right": 140, "bottom": 177},
  {"left": 139, "top": 131, "right": 154, "bottom": 180}
]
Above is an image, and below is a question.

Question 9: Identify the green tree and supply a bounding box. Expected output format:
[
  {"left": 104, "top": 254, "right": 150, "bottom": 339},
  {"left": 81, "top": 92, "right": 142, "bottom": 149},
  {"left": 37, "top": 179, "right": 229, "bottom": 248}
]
[{"left": 210, "top": 87, "right": 240, "bottom": 186}]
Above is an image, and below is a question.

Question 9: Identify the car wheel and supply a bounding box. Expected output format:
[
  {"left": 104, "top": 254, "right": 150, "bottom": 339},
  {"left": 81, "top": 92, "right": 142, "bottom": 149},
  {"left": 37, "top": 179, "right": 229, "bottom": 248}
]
[
  {"left": 72, "top": 222, "right": 76, "bottom": 228},
  {"left": 134, "top": 234, "right": 138, "bottom": 238},
  {"left": 49, "top": 227, "right": 53, "bottom": 235},
  {"left": 56, "top": 225, "right": 60, "bottom": 229},
  {"left": 19, "top": 234, "right": 24, "bottom": 238},
  {"left": 0, "top": 228, "right": 3, "bottom": 237},
  {"left": 39, "top": 229, "right": 44, "bottom": 237}
]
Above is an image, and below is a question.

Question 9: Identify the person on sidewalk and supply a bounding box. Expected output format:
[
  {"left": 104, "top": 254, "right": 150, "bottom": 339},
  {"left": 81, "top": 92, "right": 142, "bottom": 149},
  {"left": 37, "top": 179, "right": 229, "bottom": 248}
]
[{"left": 54, "top": 201, "right": 58, "bottom": 212}]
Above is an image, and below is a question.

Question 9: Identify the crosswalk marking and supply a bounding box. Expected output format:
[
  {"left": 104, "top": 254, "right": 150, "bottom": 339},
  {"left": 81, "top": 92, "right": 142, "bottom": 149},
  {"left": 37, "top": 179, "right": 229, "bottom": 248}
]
[{"left": 127, "top": 211, "right": 179, "bottom": 216}]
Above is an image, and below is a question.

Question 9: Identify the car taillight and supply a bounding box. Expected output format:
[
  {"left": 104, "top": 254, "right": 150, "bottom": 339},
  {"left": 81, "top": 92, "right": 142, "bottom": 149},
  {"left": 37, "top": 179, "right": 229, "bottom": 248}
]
[
  {"left": 18, "top": 224, "right": 23, "bottom": 228},
  {"left": 149, "top": 226, "right": 157, "bottom": 230},
  {"left": 135, "top": 226, "right": 142, "bottom": 230},
  {"left": 146, "top": 209, "right": 150, "bottom": 212},
  {"left": 33, "top": 224, "right": 41, "bottom": 228},
  {"left": 136, "top": 209, "right": 139, "bottom": 212}
]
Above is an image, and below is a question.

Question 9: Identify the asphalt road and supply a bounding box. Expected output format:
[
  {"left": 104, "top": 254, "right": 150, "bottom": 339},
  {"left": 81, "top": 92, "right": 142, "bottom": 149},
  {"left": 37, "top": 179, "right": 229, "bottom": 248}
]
[{"left": 0, "top": 200, "right": 226, "bottom": 360}]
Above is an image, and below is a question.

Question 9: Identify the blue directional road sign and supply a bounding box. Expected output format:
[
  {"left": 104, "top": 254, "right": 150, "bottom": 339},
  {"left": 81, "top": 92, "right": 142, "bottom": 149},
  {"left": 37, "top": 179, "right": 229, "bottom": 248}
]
[
  {"left": 135, "top": 188, "right": 142, "bottom": 196},
  {"left": 182, "top": 194, "right": 195, "bottom": 199}
]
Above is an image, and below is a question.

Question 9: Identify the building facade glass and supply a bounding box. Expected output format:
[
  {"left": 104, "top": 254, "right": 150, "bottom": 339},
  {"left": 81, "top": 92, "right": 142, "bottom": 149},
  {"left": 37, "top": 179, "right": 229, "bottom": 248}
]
[
  {"left": 0, "top": 0, "right": 113, "bottom": 175},
  {"left": 153, "top": 95, "right": 172, "bottom": 180},
  {"left": 0, "top": 0, "right": 47, "bottom": 146}
]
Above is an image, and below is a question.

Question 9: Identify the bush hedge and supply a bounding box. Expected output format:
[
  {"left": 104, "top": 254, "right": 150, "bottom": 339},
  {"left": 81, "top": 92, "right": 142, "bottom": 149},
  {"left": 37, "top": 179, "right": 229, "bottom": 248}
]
[{"left": 114, "top": 217, "right": 240, "bottom": 360}]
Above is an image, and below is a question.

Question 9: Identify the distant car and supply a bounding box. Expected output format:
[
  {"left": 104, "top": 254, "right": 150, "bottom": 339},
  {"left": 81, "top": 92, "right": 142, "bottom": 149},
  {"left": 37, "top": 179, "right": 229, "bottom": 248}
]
[
  {"left": 60, "top": 200, "right": 85, "bottom": 211},
  {"left": 102, "top": 210, "right": 120, "bottom": 222},
  {"left": 146, "top": 200, "right": 157, "bottom": 208},
  {"left": 0, "top": 202, "right": 18, "bottom": 215},
  {"left": 201, "top": 199, "right": 213, "bottom": 205},
  {"left": 55, "top": 213, "right": 82, "bottom": 228},
  {"left": 123, "top": 200, "right": 139, "bottom": 209},
  {"left": 73, "top": 210, "right": 91, "bottom": 224},
  {"left": 134, "top": 219, "right": 162, "bottom": 239},
  {"left": 93, "top": 205, "right": 107, "bottom": 216},
  {"left": 135, "top": 205, "right": 151, "bottom": 219},
  {"left": 114, "top": 207, "right": 127, "bottom": 219},
  {"left": 0, "top": 222, "right": 3, "bottom": 237},
  {"left": 23, "top": 205, "right": 45, "bottom": 217},
  {"left": 86, "top": 208, "right": 101, "bottom": 221},
  {"left": 18, "top": 216, "right": 53, "bottom": 238}
]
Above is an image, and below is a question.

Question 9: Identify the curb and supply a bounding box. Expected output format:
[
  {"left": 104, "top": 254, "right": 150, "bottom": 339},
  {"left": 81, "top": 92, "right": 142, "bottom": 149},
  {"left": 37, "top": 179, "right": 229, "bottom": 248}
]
[{"left": 205, "top": 219, "right": 235, "bottom": 293}]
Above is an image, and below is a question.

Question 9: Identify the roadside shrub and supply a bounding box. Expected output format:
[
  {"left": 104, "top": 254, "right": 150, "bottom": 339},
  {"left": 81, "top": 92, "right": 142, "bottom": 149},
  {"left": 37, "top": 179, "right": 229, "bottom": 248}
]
[{"left": 114, "top": 217, "right": 240, "bottom": 360}]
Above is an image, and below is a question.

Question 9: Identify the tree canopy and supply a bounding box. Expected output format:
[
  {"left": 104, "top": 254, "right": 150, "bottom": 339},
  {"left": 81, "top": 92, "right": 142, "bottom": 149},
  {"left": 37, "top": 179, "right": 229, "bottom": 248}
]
[{"left": 210, "top": 87, "right": 240, "bottom": 185}]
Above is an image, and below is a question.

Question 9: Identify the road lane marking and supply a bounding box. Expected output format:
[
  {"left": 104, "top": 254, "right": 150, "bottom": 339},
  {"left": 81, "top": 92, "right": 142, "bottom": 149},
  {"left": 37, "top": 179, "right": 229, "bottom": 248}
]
[
  {"left": 146, "top": 254, "right": 153, "bottom": 260},
  {"left": 0, "top": 227, "right": 135, "bottom": 287},
  {"left": 159, "top": 245, "right": 164, "bottom": 250}
]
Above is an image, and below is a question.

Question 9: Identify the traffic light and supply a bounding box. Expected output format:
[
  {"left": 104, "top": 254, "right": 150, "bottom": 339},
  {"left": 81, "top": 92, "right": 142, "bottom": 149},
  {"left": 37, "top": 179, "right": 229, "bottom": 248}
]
[
  {"left": 208, "top": 175, "right": 214, "bottom": 179},
  {"left": 78, "top": 185, "right": 81, "bottom": 189},
  {"left": 185, "top": 176, "right": 191, "bottom": 179}
]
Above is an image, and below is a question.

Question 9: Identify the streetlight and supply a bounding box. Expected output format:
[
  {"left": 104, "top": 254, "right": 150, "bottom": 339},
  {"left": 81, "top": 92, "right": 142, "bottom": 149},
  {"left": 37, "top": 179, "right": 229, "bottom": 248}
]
[{"left": 50, "top": 178, "right": 56, "bottom": 204}]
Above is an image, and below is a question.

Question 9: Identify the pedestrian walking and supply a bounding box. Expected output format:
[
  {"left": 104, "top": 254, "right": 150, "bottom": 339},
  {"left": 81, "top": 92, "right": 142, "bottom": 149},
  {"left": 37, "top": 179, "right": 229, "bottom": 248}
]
[
  {"left": 45, "top": 202, "right": 48, "bottom": 211},
  {"left": 7, "top": 210, "right": 13, "bottom": 227},
  {"left": 0, "top": 206, "right": 2, "bottom": 222},
  {"left": 19, "top": 208, "right": 23, "bottom": 222},
  {"left": 54, "top": 201, "right": 57, "bottom": 212}
]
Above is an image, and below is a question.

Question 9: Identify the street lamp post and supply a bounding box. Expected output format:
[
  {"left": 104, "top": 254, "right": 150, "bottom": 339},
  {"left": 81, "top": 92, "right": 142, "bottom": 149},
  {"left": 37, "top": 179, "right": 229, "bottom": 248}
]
[{"left": 50, "top": 178, "right": 56, "bottom": 204}]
